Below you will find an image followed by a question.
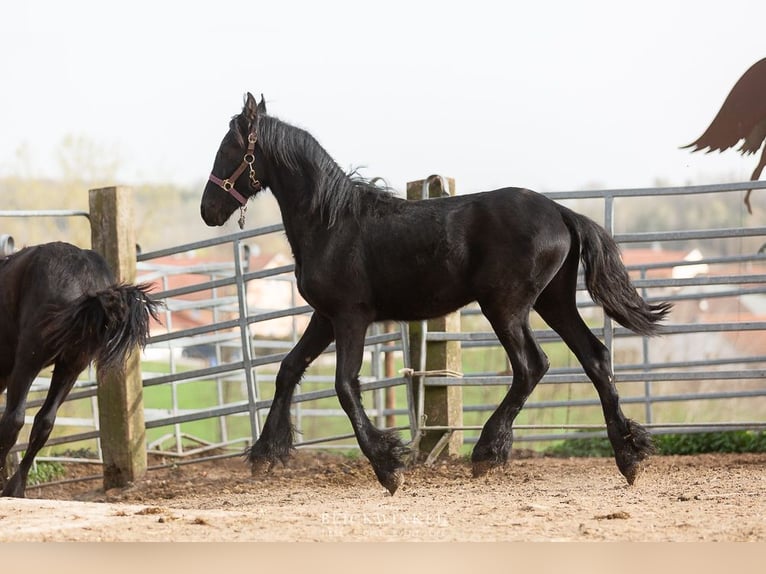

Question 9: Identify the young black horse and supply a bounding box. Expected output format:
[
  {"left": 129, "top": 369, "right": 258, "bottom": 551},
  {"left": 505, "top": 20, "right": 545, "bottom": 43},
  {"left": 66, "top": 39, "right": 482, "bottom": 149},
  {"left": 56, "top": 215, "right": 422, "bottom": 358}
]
[
  {"left": 0, "top": 241, "right": 159, "bottom": 497},
  {"left": 201, "top": 93, "right": 671, "bottom": 494}
]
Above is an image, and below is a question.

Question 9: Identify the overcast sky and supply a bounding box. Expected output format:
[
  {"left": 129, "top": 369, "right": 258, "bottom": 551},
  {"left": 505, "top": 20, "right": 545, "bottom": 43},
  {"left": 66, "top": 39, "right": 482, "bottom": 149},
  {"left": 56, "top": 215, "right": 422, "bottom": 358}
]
[{"left": 1, "top": 0, "right": 765, "bottom": 196}]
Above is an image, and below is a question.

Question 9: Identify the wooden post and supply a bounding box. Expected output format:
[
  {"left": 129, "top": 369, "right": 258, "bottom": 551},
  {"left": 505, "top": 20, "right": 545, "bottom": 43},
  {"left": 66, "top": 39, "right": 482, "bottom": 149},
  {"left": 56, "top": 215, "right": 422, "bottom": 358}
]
[
  {"left": 406, "top": 177, "right": 463, "bottom": 458},
  {"left": 89, "top": 186, "right": 146, "bottom": 489},
  {"left": 384, "top": 321, "right": 397, "bottom": 429}
]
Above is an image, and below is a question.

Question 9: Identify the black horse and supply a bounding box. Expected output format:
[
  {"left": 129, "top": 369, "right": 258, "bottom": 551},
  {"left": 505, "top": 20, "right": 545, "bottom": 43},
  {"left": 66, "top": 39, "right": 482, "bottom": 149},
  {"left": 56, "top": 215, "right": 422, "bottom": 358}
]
[
  {"left": 201, "top": 93, "right": 672, "bottom": 494},
  {"left": 0, "top": 241, "right": 159, "bottom": 497}
]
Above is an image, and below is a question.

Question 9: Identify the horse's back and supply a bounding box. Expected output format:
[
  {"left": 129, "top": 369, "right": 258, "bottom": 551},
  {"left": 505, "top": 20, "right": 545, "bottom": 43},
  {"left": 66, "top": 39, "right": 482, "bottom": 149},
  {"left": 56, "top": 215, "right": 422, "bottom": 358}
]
[
  {"left": 413, "top": 187, "right": 573, "bottom": 267},
  {"left": 458, "top": 187, "right": 570, "bottom": 235},
  {"left": 453, "top": 187, "right": 573, "bottom": 283},
  {"left": 374, "top": 186, "right": 570, "bottom": 247},
  {"left": 356, "top": 187, "right": 573, "bottom": 321}
]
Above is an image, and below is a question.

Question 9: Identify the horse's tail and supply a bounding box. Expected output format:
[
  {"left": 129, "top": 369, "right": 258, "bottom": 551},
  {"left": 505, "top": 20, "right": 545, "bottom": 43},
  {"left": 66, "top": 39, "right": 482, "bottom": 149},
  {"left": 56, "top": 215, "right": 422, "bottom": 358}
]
[
  {"left": 44, "top": 283, "right": 161, "bottom": 371},
  {"left": 559, "top": 207, "right": 672, "bottom": 336}
]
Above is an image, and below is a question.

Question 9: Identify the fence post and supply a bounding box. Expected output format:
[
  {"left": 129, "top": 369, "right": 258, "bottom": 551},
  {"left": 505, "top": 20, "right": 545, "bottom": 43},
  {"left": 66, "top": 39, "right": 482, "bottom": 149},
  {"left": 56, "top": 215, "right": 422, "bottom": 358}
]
[
  {"left": 406, "top": 176, "right": 463, "bottom": 458},
  {"left": 88, "top": 186, "right": 146, "bottom": 490}
]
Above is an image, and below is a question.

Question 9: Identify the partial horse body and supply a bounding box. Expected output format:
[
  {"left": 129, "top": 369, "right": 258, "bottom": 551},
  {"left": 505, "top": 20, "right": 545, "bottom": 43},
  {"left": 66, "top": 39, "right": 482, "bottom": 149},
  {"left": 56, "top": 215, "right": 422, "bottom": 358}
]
[
  {"left": 683, "top": 57, "right": 766, "bottom": 214},
  {"left": 201, "top": 94, "right": 671, "bottom": 494},
  {"left": 0, "top": 241, "right": 159, "bottom": 497}
]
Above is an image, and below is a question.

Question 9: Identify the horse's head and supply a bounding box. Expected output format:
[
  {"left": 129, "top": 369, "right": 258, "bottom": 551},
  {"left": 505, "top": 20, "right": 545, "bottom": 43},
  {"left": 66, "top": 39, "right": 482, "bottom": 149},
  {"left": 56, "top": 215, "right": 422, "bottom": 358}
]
[{"left": 201, "top": 92, "right": 268, "bottom": 228}]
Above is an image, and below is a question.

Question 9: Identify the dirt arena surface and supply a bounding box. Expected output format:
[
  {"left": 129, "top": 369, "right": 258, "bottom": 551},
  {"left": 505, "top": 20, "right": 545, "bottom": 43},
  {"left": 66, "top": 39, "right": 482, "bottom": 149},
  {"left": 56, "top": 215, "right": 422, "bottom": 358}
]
[{"left": 1, "top": 451, "right": 764, "bottom": 542}]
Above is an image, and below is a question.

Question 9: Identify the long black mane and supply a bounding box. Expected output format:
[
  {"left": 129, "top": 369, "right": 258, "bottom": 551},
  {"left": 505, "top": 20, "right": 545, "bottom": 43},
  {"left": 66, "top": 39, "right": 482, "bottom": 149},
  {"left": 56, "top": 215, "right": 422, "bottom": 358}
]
[{"left": 248, "top": 114, "right": 397, "bottom": 226}]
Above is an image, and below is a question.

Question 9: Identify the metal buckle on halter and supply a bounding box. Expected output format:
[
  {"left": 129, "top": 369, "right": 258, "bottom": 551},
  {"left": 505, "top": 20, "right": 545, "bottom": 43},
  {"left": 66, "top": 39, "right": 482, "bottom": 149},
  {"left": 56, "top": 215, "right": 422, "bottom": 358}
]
[{"left": 222, "top": 179, "right": 234, "bottom": 191}]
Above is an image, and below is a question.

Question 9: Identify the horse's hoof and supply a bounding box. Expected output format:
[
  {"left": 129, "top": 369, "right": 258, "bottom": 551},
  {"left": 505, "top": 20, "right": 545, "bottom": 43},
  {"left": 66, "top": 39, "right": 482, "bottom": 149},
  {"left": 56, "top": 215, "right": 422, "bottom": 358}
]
[
  {"left": 380, "top": 469, "right": 405, "bottom": 495},
  {"left": 621, "top": 461, "right": 645, "bottom": 486},
  {"left": 471, "top": 460, "right": 494, "bottom": 478},
  {"left": 250, "top": 457, "right": 272, "bottom": 476}
]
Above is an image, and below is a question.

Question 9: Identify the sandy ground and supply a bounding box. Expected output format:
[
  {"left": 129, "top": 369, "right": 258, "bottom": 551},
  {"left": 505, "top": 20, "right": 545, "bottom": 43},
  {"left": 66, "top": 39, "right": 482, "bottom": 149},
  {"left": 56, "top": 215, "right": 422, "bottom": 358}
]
[{"left": 1, "top": 451, "right": 764, "bottom": 542}]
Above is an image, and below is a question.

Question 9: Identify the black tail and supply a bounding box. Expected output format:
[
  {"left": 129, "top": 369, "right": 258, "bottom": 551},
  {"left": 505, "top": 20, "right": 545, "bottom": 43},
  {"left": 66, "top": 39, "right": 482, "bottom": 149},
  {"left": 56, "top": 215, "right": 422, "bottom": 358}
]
[
  {"left": 44, "top": 283, "right": 161, "bottom": 371},
  {"left": 560, "top": 208, "right": 672, "bottom": 336}
]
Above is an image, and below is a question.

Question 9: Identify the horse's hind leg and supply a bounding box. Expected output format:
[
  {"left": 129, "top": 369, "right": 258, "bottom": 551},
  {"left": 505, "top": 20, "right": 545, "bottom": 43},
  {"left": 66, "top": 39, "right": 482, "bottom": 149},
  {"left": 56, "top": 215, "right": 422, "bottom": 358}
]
[
  {"left": 0, "top": 358, "right": 43, "bottom": 488},
  {"left": 471, "top": 303, "right": 550, "bottom": 477},
  {"left": 534, "top": 260, "right": 653, "bottom": 485},
  {"left": 247, "top": 312, "right": 334, "bottom": 473},
  {"left": 2, "top": 357, "right": 86, "bottom": 497}
]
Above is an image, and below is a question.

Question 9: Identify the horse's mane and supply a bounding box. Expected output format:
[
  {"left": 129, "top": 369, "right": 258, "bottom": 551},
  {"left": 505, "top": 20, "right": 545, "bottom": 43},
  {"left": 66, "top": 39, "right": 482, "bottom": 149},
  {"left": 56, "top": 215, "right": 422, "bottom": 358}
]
[{"left": 242, "top": 114, "right": 397, "bottom": 226}]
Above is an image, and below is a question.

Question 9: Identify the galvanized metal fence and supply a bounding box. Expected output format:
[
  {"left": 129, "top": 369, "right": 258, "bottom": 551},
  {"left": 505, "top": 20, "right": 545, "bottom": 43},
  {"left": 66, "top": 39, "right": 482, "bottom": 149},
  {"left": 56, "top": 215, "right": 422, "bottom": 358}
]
[
  {"left": 133, "top": 224, "right": 413, "bottom": 460},
  {"left": 2, "top": 179, "right": 766, "bottom": 475}
]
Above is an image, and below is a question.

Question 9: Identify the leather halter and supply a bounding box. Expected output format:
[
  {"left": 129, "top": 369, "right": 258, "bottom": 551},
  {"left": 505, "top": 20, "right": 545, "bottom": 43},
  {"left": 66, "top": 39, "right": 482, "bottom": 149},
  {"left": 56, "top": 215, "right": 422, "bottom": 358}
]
[{"left": 208, "top": 130, "right": 263, "bottom": 207}]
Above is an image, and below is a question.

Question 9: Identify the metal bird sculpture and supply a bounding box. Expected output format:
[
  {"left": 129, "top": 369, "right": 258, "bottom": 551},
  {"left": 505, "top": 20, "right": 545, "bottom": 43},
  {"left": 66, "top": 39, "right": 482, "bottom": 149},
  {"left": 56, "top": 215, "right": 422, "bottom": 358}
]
[{"left": 683, "top": 57, "right": 766, "bottom": 214}]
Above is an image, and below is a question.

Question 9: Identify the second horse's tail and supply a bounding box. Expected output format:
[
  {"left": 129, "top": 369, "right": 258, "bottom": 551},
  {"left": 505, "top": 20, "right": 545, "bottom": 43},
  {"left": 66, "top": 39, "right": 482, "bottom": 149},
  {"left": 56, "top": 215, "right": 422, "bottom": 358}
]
[
  {"left": 44, "top": 283, "right": 161, "bottom": 371},
  {"left": 560, "top": 208, "right": 672, "bottom": 336}
]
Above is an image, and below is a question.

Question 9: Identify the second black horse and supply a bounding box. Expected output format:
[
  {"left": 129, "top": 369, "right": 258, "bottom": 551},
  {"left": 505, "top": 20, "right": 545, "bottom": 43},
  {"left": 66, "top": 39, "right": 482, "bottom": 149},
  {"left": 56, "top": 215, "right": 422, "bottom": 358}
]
[{"left": 0, "top": 242, "right": 159, "bottom": 497}]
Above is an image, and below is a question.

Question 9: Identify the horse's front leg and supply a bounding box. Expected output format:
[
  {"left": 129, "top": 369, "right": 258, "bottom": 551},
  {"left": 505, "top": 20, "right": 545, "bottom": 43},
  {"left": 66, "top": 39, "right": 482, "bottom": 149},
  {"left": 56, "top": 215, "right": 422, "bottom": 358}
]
[
  {"left": 247, "top": 312, "right": 334, "bottom": 473},
  {"left": 333, "top": 316, "right": 408, "bottom": 495}
]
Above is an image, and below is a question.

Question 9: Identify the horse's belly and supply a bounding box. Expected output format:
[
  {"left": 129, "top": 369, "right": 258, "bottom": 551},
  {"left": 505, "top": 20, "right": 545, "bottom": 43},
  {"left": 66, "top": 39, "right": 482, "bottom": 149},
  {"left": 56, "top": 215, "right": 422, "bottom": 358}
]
[{"left": 373, "top": 280, "right": 472, "bottom": 321}]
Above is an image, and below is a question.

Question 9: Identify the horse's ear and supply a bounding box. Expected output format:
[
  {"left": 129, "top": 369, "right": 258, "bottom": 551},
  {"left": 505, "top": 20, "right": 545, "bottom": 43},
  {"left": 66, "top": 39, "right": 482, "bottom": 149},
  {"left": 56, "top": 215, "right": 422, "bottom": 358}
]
[
  {"left": 243, "top": 92, "right": 259, "bottom": 123},
  {"left": 257, "top": 93, "right": 267, "bottom": 115}
]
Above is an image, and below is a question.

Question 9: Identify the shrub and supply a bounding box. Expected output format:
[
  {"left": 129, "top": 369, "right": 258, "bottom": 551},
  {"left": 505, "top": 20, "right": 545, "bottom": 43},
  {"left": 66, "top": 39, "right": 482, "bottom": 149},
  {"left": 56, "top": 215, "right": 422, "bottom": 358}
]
[
  {"left": 27, "top": 461, "right": 66, "bottom": 486},
  {"left": 544, "top": 430, "right": 766, "bottom": 457}
]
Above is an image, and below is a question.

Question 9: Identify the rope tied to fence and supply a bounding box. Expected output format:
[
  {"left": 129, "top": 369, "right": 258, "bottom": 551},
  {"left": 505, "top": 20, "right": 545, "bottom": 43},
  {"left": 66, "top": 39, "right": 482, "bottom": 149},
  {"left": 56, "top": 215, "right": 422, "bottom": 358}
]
[{"left": 399, "top": 368, "right": 464, "bottom": 378}]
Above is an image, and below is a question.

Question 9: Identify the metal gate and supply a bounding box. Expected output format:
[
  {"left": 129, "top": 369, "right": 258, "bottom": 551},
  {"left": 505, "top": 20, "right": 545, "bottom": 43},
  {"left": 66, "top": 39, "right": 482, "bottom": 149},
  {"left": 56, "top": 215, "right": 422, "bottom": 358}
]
[
  {"left": 2, "top": 179, "right": 766, "bottom": 475},
  {"left": 413, "top": 180, "right": 766, "bottom": 460}
]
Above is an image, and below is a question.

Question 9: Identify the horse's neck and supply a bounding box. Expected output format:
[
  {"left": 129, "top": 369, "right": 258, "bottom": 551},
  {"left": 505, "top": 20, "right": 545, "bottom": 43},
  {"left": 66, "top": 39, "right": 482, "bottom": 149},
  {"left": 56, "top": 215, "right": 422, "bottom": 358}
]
[{"left": 269, "top": 174, "right": 322, "bottom": 263}]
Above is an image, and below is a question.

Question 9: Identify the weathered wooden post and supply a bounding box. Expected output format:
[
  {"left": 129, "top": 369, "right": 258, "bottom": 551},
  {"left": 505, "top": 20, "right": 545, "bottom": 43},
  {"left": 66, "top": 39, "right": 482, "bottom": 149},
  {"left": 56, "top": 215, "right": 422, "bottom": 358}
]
[
  {"left": 383, "top": 321, "right": 397, "bottom": 429},
  {"left": 88, "top": 186, "right": 146, "bottom": 489},
  {"left": 406, "top": 176, "right": 463, "bottom": 458}
]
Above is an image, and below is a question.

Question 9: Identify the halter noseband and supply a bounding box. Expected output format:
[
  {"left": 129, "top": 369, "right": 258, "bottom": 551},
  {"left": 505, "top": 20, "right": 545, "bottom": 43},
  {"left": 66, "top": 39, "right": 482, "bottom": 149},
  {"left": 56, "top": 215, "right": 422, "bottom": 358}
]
[{"left": 208, "top": 130, "right": 263, "bottom": 229}]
